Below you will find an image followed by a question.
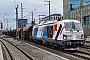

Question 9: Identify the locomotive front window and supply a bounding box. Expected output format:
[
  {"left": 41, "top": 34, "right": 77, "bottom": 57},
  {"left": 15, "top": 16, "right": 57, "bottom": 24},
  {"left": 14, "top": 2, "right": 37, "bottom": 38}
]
[{"left": 64, "top": 22, "right": 82, "bottom": 31}]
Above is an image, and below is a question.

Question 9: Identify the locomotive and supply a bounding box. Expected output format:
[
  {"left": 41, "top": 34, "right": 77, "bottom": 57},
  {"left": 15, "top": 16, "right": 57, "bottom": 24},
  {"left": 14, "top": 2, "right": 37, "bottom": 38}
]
[{"left": 5, "top": 19, "right": 85, "bottom": 49}]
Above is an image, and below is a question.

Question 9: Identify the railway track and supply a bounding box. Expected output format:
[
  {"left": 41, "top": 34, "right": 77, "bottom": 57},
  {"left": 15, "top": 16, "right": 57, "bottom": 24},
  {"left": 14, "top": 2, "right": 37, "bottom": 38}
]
[
  {"left": 27, "top": 39, "right": 90, "bottom": 60},
  {"left": 82, "top": 45, "right": 90, "bottom": 49},
  {"left": 70, "top": 45, "right": 90, "bottom": 60},
  {"left": 1, "top": 38, "right": 78, "bottom": 60},
  {"left": 64, "top": 50, "right": 90, "bottom": 60},
  {"left": 2, "top": 37, "right": 90, "bottom": 60},
  {"left": 0, "top": 39, "right": 33, "bottom": 60},
  {"left": 0, "top": 39, "right": 13, "bottom": 60},
  {"left": 23, "top": 39, "right": 90, "bottom": 60}
]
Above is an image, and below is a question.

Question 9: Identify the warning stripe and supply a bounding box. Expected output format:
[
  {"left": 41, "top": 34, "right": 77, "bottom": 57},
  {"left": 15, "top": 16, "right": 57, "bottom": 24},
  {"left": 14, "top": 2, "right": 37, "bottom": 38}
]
[
  {"left": 60, "top": 26, "right": 66, "bottom": 35},
  {"left": 55, "top": 24, "right": 62, "bottom": 40}
]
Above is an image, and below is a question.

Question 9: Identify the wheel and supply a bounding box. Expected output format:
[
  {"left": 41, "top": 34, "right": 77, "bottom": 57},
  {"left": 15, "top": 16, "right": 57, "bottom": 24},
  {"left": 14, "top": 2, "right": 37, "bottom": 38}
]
[{"left": 58, "top": 45, "right": 61, "bottom": 50}]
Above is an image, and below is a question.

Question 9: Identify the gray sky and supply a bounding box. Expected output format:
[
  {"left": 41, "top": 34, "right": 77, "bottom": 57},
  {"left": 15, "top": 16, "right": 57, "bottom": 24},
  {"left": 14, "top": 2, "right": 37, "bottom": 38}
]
[{"left": 0, "top": 0, "right": 63, "bottom": 30}]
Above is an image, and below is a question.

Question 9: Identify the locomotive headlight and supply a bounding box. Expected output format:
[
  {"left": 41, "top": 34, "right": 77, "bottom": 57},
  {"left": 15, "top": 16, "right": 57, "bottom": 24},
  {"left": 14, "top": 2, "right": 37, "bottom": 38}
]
[
  {"left": 64, "top": 36, "right": 67, "bottom": 40},
  {"left": 63, "top": 34, "right": 67, "bottom": 40},
  {"left": 81, "top": 34, "right": 84, "bottom": 39}
]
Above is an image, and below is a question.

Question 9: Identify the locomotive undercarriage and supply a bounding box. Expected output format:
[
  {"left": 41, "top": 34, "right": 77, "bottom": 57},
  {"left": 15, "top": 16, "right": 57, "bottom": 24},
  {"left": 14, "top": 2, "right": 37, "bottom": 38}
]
[{"left": 32, "top": 38, "right": 85, "bottom": 49}]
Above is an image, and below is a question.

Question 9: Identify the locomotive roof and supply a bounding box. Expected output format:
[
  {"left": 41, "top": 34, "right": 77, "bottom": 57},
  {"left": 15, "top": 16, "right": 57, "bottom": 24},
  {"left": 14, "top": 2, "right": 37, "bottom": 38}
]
[
  {"left": 34, "top": 20, "right": 58, "bottom": 26},
  {"left": 62, "top": 19, "right": 80, "bottom": 23},
  {"left": 44, "top": 20, "right": 57, "bottom": 24},
  {"left": 34, "top": 19, "right": 80, "bottom": 27}
]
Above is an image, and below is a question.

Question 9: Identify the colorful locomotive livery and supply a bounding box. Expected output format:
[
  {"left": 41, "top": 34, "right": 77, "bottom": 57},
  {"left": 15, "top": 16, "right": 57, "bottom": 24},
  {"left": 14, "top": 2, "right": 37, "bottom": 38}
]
[{"left": 5, "top": 19, "right": 85, "bottom": 49}]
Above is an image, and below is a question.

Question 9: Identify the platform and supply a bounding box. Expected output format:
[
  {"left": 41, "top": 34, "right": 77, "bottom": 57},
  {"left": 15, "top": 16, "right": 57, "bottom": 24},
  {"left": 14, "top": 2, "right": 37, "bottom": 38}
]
[{"left": 0, "top": 44, "right": 4, "bottom": 60}]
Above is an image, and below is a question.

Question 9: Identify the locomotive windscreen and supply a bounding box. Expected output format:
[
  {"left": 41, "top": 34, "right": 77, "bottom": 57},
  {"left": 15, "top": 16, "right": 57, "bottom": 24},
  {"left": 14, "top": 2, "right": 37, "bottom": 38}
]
[{"left": 64, "top": 22, "right": 82, "bottom": 31}]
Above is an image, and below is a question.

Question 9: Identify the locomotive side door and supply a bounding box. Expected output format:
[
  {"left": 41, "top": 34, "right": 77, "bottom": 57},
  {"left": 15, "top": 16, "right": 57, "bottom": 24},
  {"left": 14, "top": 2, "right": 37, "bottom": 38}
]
[{"left": 47, "top": 26, "right": 53, "bottom": 39}]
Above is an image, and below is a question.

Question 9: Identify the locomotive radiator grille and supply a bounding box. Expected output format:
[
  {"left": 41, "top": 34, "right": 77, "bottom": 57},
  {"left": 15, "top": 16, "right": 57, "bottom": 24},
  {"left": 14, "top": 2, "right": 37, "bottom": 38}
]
[
  {"left": 67, "top": 35, "right": 73, "bottom": 40},
  {"left": 76, "top": 35, "right": 81, "bottom": 39},
  {"left": 66, "top": 35, "right": 81, "bottom": 40}
]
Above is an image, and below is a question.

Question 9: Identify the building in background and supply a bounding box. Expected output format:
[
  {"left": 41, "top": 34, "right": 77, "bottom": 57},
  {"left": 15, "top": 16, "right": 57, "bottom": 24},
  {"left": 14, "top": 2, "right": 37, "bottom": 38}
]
[
  {"left": 18, "top": 19, "right": 28, "bottom": 28},
  {"left": 40, "top": 14, "right": 63, "bottom": 23},
  {"left": 63, "top": 0, "right": 90, "bottom": 35},
  {"left": 63, "top": 0, "right": 90, "bottom": 19},
  {"left": 70, "top": 2, "right": 90, "bottom": 24}
]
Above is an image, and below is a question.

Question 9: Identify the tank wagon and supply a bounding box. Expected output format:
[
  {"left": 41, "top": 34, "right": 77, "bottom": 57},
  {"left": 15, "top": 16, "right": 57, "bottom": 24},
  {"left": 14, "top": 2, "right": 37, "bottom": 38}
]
[
  {"left": 23, "top": 26, "right": 33, "bottom": 39},
  {"left": 6, "top": 19, "right": 85, "bottom": 49}
]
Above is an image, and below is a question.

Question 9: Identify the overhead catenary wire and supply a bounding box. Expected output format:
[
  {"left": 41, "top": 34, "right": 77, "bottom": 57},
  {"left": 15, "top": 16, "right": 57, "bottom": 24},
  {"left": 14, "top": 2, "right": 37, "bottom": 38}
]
[
  {"left": 8, "top": 0, "right": 16, "bottom": 14},
  {"left": 3, "top": 0, "right": 62, "bottom": 24},
  {"left": 23, "top": 2, "right": 62, "bottom": 19},
  {"left": 5, "top": 13, "right": 15, "bottom": 21},
  {"left": 22, "top": 6, "right": 63, "bottom": 24},
  {"left": 6, "top": 0, "right": 13, "bottom": 14},
  {"left": 3, "top": 0, "right": 62, "bottom": 23},
  {"left": 5, "top": 0, "right": 16, "bottom": 15},
  {"left": 22, "top": 4, "right": 45, "bottom": 18},
  {"left": 0, "top": 0, "right": 16, "bottom": 23}
]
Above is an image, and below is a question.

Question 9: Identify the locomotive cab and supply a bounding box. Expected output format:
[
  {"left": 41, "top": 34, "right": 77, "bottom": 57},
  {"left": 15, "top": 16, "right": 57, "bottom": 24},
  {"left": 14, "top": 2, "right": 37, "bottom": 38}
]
[{"left": 60, "top": 20, "right": 84, "bottom": 48}]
